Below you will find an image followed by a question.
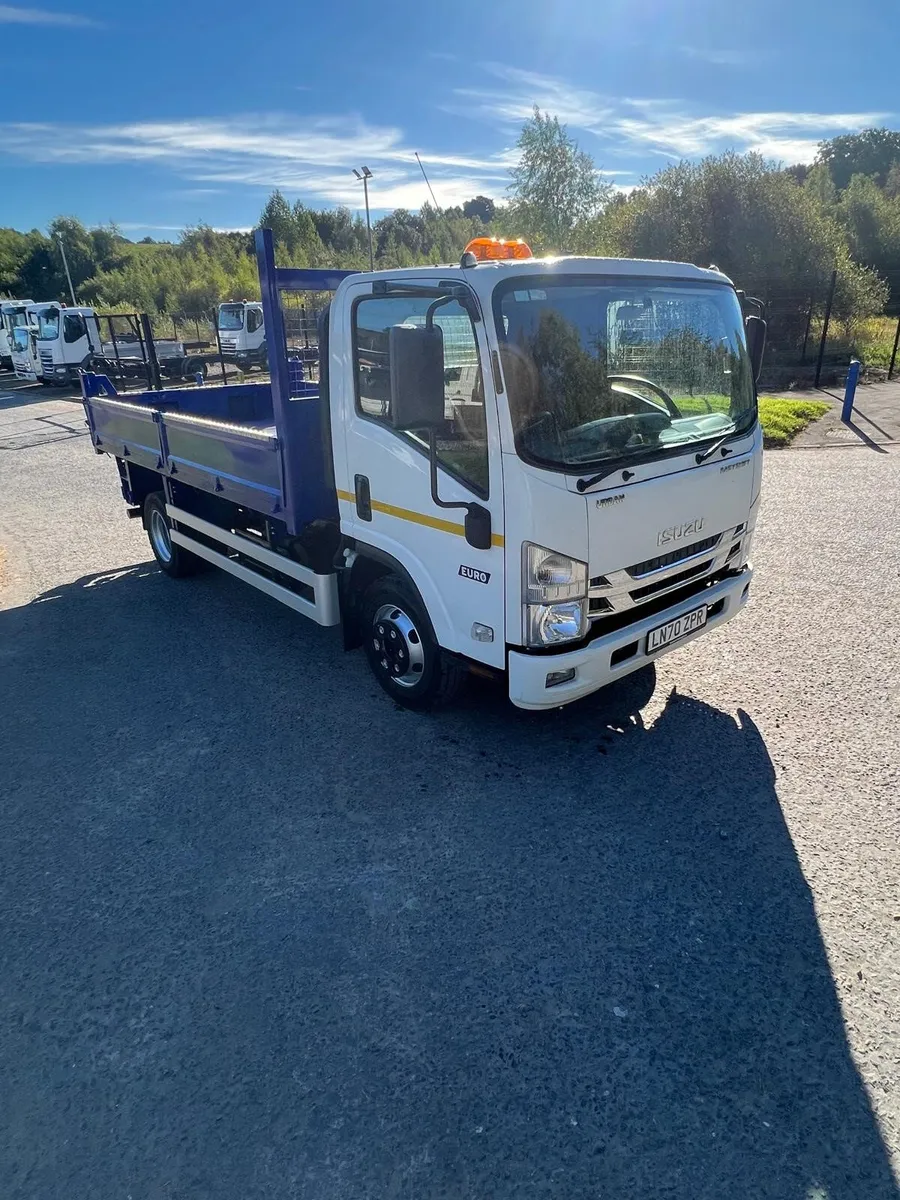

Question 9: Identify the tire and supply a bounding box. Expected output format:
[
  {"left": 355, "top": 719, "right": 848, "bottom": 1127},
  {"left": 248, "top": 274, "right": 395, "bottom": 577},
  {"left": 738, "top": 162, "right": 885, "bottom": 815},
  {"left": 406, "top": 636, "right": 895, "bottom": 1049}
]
[
  {"left": 184, "top": 357, "right": 208, "bottom": 381},
  {"left": 361, "top": 576, "right": 467, "bottom": 711},
  {"left": 143, "top": 492, "right": 205, "bottom": 578}
]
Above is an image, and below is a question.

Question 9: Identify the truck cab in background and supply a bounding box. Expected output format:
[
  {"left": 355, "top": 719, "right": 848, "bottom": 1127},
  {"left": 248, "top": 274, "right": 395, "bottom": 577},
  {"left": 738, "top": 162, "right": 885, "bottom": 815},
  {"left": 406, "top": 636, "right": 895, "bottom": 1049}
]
[
  {"left": 0, "top": 300, "right": 34, "bottom": 369},
  {"left": 32, "top": 302, "right": 101, "bottom": 386},
  {"left": 217, "top": 301, "right": 266, "bottom": 368},
  {"left": 10, "top": 303, "right": 42, "bottom": 381}
]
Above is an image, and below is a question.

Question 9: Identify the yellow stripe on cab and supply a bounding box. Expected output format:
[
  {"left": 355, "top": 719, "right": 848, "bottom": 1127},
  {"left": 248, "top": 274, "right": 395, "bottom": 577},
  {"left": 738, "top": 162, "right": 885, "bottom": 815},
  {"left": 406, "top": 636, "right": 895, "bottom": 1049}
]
[{"left": 336, "top": 489, "right": 504, "bottom": 548}]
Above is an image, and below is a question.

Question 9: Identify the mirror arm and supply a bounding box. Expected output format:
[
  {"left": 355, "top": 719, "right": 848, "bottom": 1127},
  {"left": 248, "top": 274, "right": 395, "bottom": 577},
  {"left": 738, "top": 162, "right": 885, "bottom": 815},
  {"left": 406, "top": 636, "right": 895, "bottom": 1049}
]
[
  {"left": 427, "top": 430, "right": 492, "bottom": 551},
  {"left": 428, "top": 428, "right": 469, "bottom": 512}
]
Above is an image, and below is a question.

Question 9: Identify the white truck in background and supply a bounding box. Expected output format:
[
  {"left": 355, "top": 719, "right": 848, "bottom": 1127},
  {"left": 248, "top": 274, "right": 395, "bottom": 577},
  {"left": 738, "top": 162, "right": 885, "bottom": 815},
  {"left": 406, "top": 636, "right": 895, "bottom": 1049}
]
[
  {"left": 216, "top": 300, "right": 266, "bottom": 368},
  {"left": 10, "top": 303, "right": 43, "bottom": 381},
  {"left": 1, "top": 299, "right": 35, "bottom": 369},
  {"left": 31, "top": 302, "right": 102, "bottom": 386}
]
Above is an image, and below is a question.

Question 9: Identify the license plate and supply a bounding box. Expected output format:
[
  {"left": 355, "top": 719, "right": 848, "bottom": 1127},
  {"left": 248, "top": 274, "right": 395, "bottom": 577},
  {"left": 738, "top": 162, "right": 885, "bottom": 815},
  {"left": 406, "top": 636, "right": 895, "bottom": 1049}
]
[{"left": 646, "top": 604, "right": 708, "bottom": 653}]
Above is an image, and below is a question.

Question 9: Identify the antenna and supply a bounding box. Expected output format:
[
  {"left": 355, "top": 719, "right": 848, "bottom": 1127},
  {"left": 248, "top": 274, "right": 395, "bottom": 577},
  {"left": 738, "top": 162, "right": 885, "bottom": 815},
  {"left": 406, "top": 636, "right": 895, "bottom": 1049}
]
[
  {"left": 414, "top": 152, "right": 456, "bottom": 259},
  {"left": 415, "top": 152, "right": 441, "bottom": 210}
]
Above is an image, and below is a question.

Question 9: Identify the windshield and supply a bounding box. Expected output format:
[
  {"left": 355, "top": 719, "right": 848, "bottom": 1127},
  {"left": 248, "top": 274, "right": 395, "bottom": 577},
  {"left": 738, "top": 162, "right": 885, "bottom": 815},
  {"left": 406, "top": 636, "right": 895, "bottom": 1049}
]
[
  {"left": 494, "top": 276, "right": 755, "bottom": 473},
  {"left": 218, "top": 304, "right": 244, "bottom": 331},
  {"left": 11, "top": 308, "right": 29, "bottom": 327},
  {"left": 37, "top": 309, "right": 60, "bottom": 340},
  {"left": 12, "top": 327, "right": 31, "bottom": 352}
]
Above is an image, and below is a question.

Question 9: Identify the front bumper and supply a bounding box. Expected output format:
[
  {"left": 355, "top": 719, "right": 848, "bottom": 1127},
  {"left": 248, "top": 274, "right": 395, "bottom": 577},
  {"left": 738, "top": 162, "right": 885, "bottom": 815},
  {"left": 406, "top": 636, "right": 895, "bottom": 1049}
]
[{"left": 507, "top": 568, "right": 752, "bottom": 710}]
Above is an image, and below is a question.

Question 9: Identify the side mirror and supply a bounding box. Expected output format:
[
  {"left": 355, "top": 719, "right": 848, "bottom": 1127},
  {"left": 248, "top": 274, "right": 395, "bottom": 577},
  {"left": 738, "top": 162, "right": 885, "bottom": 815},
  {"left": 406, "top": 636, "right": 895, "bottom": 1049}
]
[
  {"left": 389, "top": 323, "right": 445, "bottom": 430},
  {"left": 745, "top": 314, "right": 767, "bottom": 383}
]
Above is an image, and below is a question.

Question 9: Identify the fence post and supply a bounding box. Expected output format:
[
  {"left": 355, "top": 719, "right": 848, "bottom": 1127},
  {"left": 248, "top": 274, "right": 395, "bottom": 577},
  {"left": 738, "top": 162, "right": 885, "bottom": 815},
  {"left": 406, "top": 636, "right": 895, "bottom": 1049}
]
[
  {"left": 814, "top": 269, "right": 837, "bottom": 388},
  {"left": 888, "top": 314, "right": 900, "bottom": 381},
  {"left": 842, "top": 359, "right": 861, "bottom": 422}
]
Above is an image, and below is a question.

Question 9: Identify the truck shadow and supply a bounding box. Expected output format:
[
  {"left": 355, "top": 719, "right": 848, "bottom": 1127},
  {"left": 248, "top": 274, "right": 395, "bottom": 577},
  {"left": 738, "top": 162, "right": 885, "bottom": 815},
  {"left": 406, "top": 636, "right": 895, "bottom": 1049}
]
[{"left": 2, "top": 564, "right": 897, "bottom": 1200}]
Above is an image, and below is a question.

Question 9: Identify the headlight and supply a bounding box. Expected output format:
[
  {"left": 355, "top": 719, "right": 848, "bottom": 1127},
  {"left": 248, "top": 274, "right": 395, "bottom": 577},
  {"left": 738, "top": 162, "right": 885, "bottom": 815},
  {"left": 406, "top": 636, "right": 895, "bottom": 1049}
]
[
  {"left": 523, "top": 544, "right": 588, "bottom": 646},
  {"left": 523, "top": 543, "right": 587, "bottom": 603},
  {"left": 525, "top": 601, "right": 588, "bottom": 646}
]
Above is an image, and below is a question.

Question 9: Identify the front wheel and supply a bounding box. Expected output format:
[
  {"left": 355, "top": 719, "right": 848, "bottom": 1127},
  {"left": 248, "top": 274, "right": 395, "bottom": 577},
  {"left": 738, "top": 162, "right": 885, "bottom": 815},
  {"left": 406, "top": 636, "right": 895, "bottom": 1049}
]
[
  {"left": 361, "top": 577, "right": 467, "bottom": 710},
  {"left": 143, "top": 492, "right": 205, "bottom": 578}
]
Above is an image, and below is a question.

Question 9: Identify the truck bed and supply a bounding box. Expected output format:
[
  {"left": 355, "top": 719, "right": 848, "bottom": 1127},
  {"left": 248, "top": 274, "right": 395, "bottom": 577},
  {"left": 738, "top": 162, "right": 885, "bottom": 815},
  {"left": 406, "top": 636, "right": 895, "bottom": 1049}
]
[{"left": 82, "top": 376, "right": 318, "bottom": 516}]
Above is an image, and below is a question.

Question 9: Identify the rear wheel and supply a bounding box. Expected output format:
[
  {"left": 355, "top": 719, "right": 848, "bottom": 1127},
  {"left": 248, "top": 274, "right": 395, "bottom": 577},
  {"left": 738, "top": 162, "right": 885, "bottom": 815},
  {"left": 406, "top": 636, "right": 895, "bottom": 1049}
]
[
  {"left": 143, "top": 492, "right": 205, "bottom": 578},
  {"left": 361, "top": 576, "right": 467, "bottom": 710}
]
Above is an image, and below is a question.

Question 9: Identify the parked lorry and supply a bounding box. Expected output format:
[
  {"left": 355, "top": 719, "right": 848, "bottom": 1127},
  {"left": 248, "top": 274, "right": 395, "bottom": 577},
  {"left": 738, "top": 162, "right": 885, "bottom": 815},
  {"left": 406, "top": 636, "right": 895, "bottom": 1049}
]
[
  {"left": 29, "top": 302, "right": 102, "bottom": 386},
  {"left": 1, "top": 299, "right": 35, "bottom": 369},
  {"left": 10, "top": 303, "right": 43, "bottom": 381},
  {"left": 81, "top": 229, "right": 765, "bottom": 711},
  {"left": 216, "top": 300, "right": 267, "bottom": 368}
]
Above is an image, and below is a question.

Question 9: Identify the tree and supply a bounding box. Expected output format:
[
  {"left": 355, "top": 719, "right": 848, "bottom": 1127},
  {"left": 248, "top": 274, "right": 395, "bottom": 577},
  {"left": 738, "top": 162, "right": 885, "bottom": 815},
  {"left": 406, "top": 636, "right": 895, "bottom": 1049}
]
[
  {"left": 602, "top": 151, "right": 887, "bottom": 330},
  {"left": 259, "top": 190, "right": 297, "bottom": 254},
  {"left": 508, "top": 107, "right": 612, "bottom": 252},
  {"left": 834, "top": 173, "right": 900, "bottom": 282},
  {"left": 817, "top": 128, "right": 900, "bottom": 191},
  {"left": 463, "top": 195, "right": 496, "bottom": 224}
]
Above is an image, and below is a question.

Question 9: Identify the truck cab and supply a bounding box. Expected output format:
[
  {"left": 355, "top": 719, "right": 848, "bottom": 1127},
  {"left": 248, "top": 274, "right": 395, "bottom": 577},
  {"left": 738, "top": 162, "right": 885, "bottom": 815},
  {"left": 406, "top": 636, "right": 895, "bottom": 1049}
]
[
  {"left": 32, "top": 302, "right": 101, "bottom": 386},
  {"left": 10, "top": 303, "right": 42, "bottom": 381},
  {"left": 328, "top": 250, "right": 762, "bottom": 707},
  {"left": 0, "top": 300, "right": 34, "bottom": 369},
  {"left": 216, "top": 301, "right": 266, "bottom": 367},
  {"left": 81, "top": 231, "right": 764, "bottom": 712}
]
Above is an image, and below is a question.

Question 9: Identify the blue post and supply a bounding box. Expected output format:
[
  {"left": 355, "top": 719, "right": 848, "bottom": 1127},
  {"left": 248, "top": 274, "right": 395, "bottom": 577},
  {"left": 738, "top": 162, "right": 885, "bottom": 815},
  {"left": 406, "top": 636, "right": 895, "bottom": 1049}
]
[{"left": 842, "top": 359, "right": 861, "bottom": 423}]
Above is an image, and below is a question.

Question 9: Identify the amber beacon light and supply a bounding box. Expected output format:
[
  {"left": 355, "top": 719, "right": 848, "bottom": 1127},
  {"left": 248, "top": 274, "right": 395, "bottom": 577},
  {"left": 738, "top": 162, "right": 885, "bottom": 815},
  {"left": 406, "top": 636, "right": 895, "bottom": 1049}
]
[{"left": 463, "top": 236, "right": 533, "bottom": 261}]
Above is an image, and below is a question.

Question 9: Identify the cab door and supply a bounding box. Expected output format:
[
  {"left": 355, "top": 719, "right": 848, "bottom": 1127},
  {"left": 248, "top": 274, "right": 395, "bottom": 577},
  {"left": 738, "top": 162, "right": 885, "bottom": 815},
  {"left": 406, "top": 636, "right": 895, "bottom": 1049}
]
[{"left": 333, "top": 278, "right": 506, "bottom": 669}]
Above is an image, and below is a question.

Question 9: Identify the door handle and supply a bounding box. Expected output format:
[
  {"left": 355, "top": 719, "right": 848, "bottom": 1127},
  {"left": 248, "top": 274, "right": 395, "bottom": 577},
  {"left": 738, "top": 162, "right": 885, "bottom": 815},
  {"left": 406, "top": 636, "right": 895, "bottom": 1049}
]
[{"left": 354, "top": 474, "right": 372, "bottom": 521}]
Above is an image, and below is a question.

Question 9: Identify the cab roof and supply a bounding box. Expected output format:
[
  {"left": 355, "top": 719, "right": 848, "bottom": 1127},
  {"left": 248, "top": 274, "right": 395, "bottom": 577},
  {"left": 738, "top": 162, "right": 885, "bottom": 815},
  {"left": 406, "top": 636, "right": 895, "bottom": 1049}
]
[{"left": 355, "top": 255, "right": 734, "bottom": 288}]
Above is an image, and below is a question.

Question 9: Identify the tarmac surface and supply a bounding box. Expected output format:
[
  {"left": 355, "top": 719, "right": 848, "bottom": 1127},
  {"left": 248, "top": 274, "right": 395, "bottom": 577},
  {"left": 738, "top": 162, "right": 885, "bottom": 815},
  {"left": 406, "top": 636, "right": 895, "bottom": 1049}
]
[{"left": 1, "top": 371, "right": 898, "bottom": 1199}]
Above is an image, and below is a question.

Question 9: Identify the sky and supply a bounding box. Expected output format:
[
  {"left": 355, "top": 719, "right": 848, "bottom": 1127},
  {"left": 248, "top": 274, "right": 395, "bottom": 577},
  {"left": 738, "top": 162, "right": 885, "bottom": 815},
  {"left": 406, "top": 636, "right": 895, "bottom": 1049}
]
[{"left": 0, "top": 0, "right": 897, "bottom": 240}]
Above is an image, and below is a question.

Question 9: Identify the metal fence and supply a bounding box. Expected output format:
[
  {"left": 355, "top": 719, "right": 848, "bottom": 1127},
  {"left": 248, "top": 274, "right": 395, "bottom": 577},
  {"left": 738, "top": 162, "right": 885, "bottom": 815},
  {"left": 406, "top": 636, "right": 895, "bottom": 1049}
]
[{"left": 756, "top": 267, "right": 900, "bottom": 389}]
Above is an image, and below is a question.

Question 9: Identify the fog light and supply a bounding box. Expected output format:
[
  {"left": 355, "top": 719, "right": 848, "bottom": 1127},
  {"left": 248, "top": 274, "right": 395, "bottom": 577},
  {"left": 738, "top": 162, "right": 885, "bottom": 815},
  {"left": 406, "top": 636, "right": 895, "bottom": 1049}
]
[{"left": 546, "top": 667, "right": 577, "bottom": 688}]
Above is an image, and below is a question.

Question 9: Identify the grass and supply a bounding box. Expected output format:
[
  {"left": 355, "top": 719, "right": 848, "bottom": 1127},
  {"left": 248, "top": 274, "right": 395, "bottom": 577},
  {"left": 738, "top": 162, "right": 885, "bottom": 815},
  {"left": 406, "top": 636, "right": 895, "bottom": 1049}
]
[
  {"left": 758, "top": 398, "right": 830, "bottom": 446},
  {"left": 672, "top": 393, "right": 835, "bottom": 446},
  {"left": 672, "top": 392, "right": 830, "bottom": 446}
]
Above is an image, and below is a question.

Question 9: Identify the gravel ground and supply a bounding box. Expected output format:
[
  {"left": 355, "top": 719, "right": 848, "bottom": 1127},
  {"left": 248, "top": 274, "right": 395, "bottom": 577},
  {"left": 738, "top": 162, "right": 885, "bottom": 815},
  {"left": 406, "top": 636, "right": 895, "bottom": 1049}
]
[{"left": 1, "top": 381, "right": 898, "bottom": 1199}]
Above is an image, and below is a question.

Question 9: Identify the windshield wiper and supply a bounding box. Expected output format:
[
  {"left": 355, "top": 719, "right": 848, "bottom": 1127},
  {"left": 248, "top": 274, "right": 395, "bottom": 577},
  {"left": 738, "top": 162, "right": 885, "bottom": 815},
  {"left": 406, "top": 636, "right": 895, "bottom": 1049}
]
[
  {"left": 575, "top": 450, "right": 659, "bottom": 492},
  {"left": 695, "top": 434, "right": 735, "bottom": 464}
]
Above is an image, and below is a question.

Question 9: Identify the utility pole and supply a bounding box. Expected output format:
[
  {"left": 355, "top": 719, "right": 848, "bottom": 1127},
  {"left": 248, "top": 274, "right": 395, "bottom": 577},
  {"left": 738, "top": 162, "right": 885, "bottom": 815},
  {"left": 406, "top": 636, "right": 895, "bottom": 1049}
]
[
  {"left": 353, "top": 166, "right": 374, "bottom": 271},
  {"left": 56, "top": 232, "right": 77, "bottom": 306}
]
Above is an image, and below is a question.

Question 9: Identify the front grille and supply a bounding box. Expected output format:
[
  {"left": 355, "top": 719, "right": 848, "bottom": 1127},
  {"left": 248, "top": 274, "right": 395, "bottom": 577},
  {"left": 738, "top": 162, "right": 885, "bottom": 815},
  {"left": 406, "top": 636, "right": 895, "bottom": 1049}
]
[
  {"left": 629, "top": 534, "right": 720, "bottom": 578},
  {"left": 219, "top": 338, "right": 237, "bottom": 351},
  {"left": 39, "top": 349, "right": 53, "bottom": 371},
  {"left": 629, "top": 558, "right": 714, "bottom": 602}
]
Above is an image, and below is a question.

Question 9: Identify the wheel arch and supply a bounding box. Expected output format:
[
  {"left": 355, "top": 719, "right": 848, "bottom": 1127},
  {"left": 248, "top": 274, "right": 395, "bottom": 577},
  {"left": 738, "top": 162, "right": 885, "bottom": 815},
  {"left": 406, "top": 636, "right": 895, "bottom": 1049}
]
[{"left": 341, "top": 542, "right": 442, "bottom": 652}]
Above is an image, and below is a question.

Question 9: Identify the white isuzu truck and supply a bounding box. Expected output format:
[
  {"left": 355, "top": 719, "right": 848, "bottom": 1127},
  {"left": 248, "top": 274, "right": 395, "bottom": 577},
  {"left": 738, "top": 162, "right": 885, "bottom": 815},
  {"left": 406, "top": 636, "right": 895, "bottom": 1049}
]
[{"left": 81, "top": 231, "right": 765, "bottom": 711}]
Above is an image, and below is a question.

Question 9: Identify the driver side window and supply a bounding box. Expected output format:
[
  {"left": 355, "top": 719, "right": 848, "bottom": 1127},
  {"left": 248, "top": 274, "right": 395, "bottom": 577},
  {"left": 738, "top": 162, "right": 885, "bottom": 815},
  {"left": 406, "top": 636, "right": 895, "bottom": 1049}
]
[{"left": 353, "top": 294, "right": 489, "bottom": 497}]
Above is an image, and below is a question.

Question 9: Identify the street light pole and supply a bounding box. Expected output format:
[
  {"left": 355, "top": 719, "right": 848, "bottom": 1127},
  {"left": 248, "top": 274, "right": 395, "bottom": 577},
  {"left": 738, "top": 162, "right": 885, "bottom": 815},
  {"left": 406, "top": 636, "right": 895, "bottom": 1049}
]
[
  {"left": 56, "top": 233, "right": 77, "bottom": 306},
  {"left": 353, "top": 166, "right": 375, "bottom": 272}
]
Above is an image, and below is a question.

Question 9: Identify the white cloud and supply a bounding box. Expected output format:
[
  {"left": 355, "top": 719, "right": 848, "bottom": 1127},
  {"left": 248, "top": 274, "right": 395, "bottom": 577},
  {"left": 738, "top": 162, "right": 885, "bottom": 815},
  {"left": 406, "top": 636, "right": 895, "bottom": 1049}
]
[
  {"left": 451, "top": 65, "right": 893, "bottom": 166},
  {"left": 0, "top": 65, "right": 892, "bottom": 224},
  {"left": 0, "top": 114, "right": 514, "bottom": 210},
  {"left": 0, "top": 4, "right": 98, "bottom": 25}
]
